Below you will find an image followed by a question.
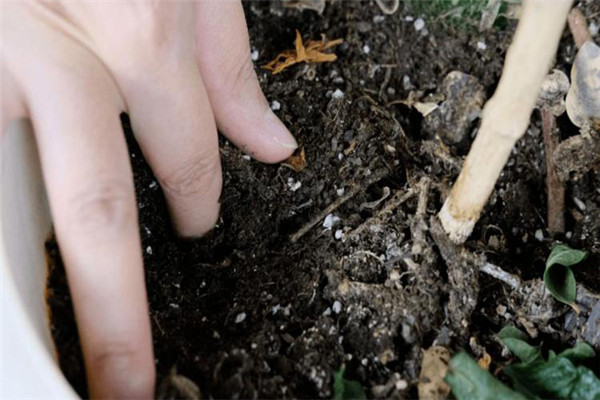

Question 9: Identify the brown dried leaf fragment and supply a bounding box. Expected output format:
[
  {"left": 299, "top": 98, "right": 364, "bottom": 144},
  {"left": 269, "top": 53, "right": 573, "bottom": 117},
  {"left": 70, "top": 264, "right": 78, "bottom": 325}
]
[
  {"left": 281, "top": 146, "right": 306, "bottom": 172},
  {"left": 263, "top": 30, "right": 343, "bottom": 74}
]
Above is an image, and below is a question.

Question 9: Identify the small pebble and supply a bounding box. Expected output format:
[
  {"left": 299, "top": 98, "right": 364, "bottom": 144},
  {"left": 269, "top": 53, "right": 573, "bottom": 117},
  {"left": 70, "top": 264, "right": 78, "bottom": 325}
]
[
  {"left": 323, "top": 214, "right": 341, "bottom": 229},
  {"left": 336, "top": 188, "right": 345, "bottom": 197},
  {"left": 477, "top": 41, "right": 487, "bottom": 50},
  {"left": 361, "top": 358, "right": 368, "bottom": 366},
  {"left": 235, "top": 312, "right": 247, "bottom": 324},
  {"left": 242, "top": 155, "right": 251, "bottom": 161},
  {"left": 414, "top": 18, "right": 425, "bottom": 31},
  {"left": 334, "top": 229, "right": 343, "bottom": 240},
  {"left": 251, "top": 343, "right": 257, "bottom": 349},
  {"left": 402, "top": 75, "right": 412, "bottom": 90},
  {"left": 149, "top": 181, "right": 158, "bottom": 189},
  {"left": 270, "top": 100, "right": 281, "bottom": 111},
  {"left": 566, "top": 231, "right": 573, "bottom": 239},
  {"left": 573, "top": 197, "right": 587, "bottom": 212},
  {"left": 373, "top": 15, "right": 385, "bottom": 23},
  {"left": 590, "top": 21, "right": 599, "bottom": 37},
  {"left": 272, "top": 304, "right": 281, "bottom": 314},
  {"left": 535, "top": 229, "right": 544, "bottom": 242},
  {"left": 332, "top": 89, "right": 344, "bottom": 99},
  {"left": 323, "top": 307, "right": 332, "bottom": 316},
  {"left": 146, "top": 246, "right": 153, "bottom": 255},
  {"left": 362, "top": 44, "right": 371, "bottom": 54},
  {"left": 395, "top": 380, "right": 408, "bottom": 390},
  {"left": 332, "top": 300, "right": 342, "bottom": 314},
  {"left": 405, "top": 15, "right": 414, "bottom": 22},
  {"left": 287, "top": 177, "right": 302, "bottom": 192},
  {"left": 251, "top": 49, "right": 259, "bottom": 61}
]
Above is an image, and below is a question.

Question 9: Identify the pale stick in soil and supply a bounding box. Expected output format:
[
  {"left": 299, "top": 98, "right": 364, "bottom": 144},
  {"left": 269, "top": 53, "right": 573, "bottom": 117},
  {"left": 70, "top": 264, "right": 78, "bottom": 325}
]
[{"left": 439, "top": 0, "right": 573, "bottom": 243}]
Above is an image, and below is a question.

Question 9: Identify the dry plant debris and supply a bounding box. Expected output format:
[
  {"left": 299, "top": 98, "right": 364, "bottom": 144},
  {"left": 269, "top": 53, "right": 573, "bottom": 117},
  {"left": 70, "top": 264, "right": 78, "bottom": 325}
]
[
  {"left": 282, "top": 0, "right": 326, "bottom": 14},
  {"left": 281, "top": 146, "right": 307, "bottom": 172},
  {"left": 418, "top": 346, "right": 451, "bottom": 400},
  {"left": 263, "top": 30, "right": 343, "bottom": 74}
]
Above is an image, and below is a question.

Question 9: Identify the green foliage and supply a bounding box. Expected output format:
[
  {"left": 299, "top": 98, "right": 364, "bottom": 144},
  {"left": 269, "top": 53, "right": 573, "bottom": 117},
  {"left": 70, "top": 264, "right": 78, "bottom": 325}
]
[
  {"left": 445, "top": 352, "right": 526, "bottom": 400},
  {"left": 333, "top": 367, "right": 366, "bottom": 400},
  {"left": 446, "top": 327, "right": 600, "bottom": 400},
  {"left": 544, "top": 243, "right": 588, "bottom": 306}
]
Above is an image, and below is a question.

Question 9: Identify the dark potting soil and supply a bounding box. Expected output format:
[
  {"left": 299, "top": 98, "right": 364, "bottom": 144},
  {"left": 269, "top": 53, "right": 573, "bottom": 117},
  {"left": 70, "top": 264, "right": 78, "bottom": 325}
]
[{"left": 46, "top": 1, "right": 600, "bottom": 398}]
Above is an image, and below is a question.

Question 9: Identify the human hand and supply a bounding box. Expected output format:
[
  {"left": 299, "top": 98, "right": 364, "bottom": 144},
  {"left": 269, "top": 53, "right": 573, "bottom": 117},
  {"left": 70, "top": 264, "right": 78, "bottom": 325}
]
[{"left": 2, "top": 1, "right": 296, "bottom": 397}]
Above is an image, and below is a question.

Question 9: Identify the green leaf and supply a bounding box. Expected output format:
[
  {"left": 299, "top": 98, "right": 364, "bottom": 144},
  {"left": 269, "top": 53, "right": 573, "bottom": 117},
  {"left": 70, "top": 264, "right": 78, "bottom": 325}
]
[
  {"left": 503, "top": 356, "right": 600, "bottom": 400},
  {"left": 544, "top": 243, "right": 588, "bottom": 306},
  {"left": 546, "top": 244, "right": 588, "bottom": 268},
  {"left": 445, "top": 352, "right": 527, "bottom": 400},
  {"left": 497, "top": 326, "right": 527, "bottom": 341},
  {"left": 333, "top": 367, "right": 366, "bottom": 400},
  {"left": 557, "top": 342, "right": 596, "bottom": 362},
  {"left": 498, "top": 326, "right": 543, "bottom": 365}
]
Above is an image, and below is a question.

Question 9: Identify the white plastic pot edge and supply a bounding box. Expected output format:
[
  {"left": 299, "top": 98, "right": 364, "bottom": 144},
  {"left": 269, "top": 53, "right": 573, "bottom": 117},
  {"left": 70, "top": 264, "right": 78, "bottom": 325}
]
[{"left": 1, "top": 119, "right": 76, "bottom": 399}]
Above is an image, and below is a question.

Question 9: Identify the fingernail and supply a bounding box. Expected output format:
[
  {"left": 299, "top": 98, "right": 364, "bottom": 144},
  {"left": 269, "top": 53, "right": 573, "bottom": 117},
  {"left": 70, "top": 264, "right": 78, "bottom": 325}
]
[{"left": 266, "top": 110, "right": 298, "bottom": 150}]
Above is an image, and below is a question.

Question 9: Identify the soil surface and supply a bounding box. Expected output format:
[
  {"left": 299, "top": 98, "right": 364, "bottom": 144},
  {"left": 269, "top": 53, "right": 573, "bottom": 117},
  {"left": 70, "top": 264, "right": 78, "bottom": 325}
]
[{"left": 47, "top": 1, "right": 600, "bottom": 398}]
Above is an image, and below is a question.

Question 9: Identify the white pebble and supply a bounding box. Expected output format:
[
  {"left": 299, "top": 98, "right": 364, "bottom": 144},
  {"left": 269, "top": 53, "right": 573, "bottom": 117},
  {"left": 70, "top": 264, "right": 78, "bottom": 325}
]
[
  {"left": 414, "top": 18, "right": 425, "bottom": 31},
  {"left": 149, "top": 181, "right": 158, "bottom": 189},
  {"left": 272, "top": 304, "right": 281, "bottom": 314},
  {"left": 323, "top": 307, "right": 332, "bottom": 316},
  {"left": 362, "top": 44, "right": 371, "bottom": 54},
  {"left": 337, "top": 153, "right": 344, "bottom": 161},
  {"left": 242, "top": 155, "right": 251, "bottom": 161},
  {"left": 336, "top": 188, "right": 346, "bottom": 197},
  {"left": 332, "top": 89, "right": 344, "bottom": 99},
  {"left": 334, "top": 229, "right": 343, "bottom": 240},
  {"left": 405, "top": 15, "right": 414, "bottom": 22},
  {"left": 146, "top": 246, "right": 153, "bottom": 255},
  {"left": 323, "top": 214, "right": 341, "bottom": 229},
  {"left": 251, "top": 49, "right": 259, "bottom": 61},
  {"left": 573, "top": 197, "right": 587, "bottom": 212},
  {"left": 402, "top": 75, "right": 411, "bottom": 90},
  {"left": 332, "top": 300, "right": 342, "bottom": 314},
  {"left": 361, "top": 358, "right": 368, "bottom": 366},
  {"left": 251, "top": 343, "right": 257, "bottom": 349},
  {"left": 590, "top": 21, "right": 599, "bottom": 37},
  {"left": 566, "top": 231, "right": 573, "bottom": 239},
  {"left": 287, "top": 177, "right": 302, "bottom": 192},
  {"left": 395, "top": 380, "right": 408, "bottom": 390},
  {"left": 235, "top": 312, "right": 247, "bottom": 324},
  {"left": 477, "top": 41, "right": 487, "bottom": 50},
  {"left": 535, "top": 229, "right": 544, "bottom": 242},
  {"left": 270, "top": 100, "right": 281, "bottom": 111},
  {"left": 373, "top": 15, "right": 385, "bottom": 23}
]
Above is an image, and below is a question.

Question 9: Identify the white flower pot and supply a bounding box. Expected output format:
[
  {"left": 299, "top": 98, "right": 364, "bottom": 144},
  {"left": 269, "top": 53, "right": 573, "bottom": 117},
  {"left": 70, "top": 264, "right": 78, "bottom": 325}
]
[{"left": 2, "top": 120, "right": 76, "bottom": 398}]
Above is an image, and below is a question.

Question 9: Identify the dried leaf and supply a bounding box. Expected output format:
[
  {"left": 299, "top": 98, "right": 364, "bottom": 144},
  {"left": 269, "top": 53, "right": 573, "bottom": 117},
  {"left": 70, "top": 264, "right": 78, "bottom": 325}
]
[
  {"left": 477, "top": 352, "right": 492, "bottom": 370},
  {"left": 419, "top": 346, "right": 451, "bottom": 400},
  {"left": 263, "top": 30, "right": 343, "bottom": 74},
  {"left": 282, "top": 146, "right": 307, "bottom": 172}
]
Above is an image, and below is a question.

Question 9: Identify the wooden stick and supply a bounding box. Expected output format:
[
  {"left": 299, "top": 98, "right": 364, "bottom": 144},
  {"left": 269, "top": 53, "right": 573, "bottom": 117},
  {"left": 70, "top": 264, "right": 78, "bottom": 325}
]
[
  {"left": 542, "top": 108, "right": 565, "bottom": 234},
  {"left": 439, "top": 0, "right": 573, "bottom": 244}
]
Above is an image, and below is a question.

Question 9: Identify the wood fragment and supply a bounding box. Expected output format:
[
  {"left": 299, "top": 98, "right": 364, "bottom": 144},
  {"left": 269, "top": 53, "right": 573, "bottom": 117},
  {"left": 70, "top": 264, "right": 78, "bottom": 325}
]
[
  {"left": 542, "top": 108, "right": 565, "bottom": 234},
  {"left": 289, "top": 168, "right": 388, "bottom": 242}
]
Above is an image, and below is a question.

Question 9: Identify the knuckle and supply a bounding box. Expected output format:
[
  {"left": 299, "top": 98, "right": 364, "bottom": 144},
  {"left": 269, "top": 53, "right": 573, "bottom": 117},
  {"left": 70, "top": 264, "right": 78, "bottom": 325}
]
[
  {"left": 61, "top": 180, "right": 135, "bottom": 233},
  {"left": 158, "top": 151, "right": 221, "bottom": 198}
]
